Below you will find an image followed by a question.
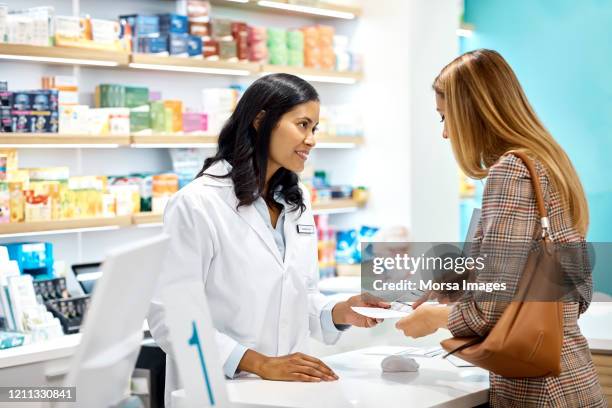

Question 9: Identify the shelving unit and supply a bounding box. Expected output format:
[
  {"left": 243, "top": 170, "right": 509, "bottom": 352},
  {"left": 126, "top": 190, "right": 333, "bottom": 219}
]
[
  {"left": 0, "top": 199, "right": 366, "bottom": 238},
  {"left": 0, "top": 43, "right": 129, "bottom": 67},
  {"left": 0, "top": 134, "right": 363, "bottom": 149},
  {"left": 0, "top": 43, "right": 363, "bottom": 84},
  {"left": 208, "top": 0, "right": 361, "bottom": 20}
]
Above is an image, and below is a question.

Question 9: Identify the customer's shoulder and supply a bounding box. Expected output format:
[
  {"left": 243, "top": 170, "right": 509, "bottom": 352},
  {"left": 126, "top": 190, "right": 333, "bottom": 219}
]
[{"left": 488, "top": 152, "right": 531, "bottom": 180}]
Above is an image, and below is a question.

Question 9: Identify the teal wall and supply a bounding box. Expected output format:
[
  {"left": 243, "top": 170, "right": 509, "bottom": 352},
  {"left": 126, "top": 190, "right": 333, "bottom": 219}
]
[{"left": 462, "top": 0, "right": 612, "bottom": 294}]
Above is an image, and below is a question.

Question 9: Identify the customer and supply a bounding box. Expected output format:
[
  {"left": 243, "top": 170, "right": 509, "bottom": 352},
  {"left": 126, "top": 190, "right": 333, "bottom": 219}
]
[{"left": 395, "top": 49, "right": 606, "bottom": 407}]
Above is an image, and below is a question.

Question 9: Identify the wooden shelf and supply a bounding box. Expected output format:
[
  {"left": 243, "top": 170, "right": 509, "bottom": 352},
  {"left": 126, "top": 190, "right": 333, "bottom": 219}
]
[
  {"left": 0, "top": 43, "right": 363, "bottom": 81},
  {"left": 0, "top": 134, "right": 130, "bottom": 147},
  {"left": 0, "top": 200, "right": 365, "bottom": 237},
  {"left": 209, "top": 0, "right": 361, "bottom": 19},
  {"left": 0, "top": 134, "right": 362, "bottom": 148},
  {"left": 0, "top": 43, "right": 129, "bottom": 66},
  {"left": 130, "top": 134, "right": 218, "bottom": 147},
  {"left": 0, "top": 216, "right": 132, "bottom": 237},
  {"left": 132, "top": 212, "right": 163, "bottom": 225},
  {"left": 261, "top": 64, "right": 362, "bottom": 83},
  {"left": 312, "top": 198, "right": 364, "bottom": 214},
  {"left": 129, "top": 54, "right": 259, "bottom": 75}
]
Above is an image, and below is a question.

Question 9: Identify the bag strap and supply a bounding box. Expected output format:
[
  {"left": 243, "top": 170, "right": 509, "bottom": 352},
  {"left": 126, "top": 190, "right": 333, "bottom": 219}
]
[{"left": 505, "top": 150, "right": 550, "bottom": 238}]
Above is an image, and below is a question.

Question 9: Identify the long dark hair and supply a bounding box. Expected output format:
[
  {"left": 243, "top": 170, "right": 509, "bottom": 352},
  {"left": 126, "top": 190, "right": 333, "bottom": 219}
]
[{"left": 197, "top": 73, "right": 319, "bottom": 213}]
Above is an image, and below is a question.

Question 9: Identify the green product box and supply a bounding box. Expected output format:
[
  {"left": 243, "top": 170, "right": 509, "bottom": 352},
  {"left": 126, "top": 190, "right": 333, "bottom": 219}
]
[
  {"left": 287, "top": 30, "right": 304, "bottom": 51},
  {"left": 288, "top": 50, "right": 304, "bottom": 67},
  {"left": 95, "top": 84, "right": 126, "bottom": 108},
  {"left": 150, "top": 101, "right": 166, "bottom": 133},
  {"left": 130, "top": 107, "right": 151, "bottom": 132},
  {"left": 268, "top": 46, "right": 289, "bottom": 66},
  {"left": 125, "top": 86, "right": 150, "bottom": 108},
  {"left": 164, "top": 107, "right": 173, "bottom": 133}
]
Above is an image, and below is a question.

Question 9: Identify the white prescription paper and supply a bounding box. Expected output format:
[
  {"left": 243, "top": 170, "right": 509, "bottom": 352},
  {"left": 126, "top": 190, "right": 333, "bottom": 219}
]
[{"left": 351, "top": 306, "right": 412, "bottom": 319}]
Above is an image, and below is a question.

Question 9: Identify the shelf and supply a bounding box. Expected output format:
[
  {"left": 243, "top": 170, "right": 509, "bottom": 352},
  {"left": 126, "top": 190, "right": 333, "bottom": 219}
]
[
  {"left": 261, "top": 64, "right": 362, "bottom": 84},
  {"left": 130, "top": 134, "right": 219, "bottom": 148},
  {"left": 0, "top": 134, "right": 130, "bottom": 148},
  {"left": 0, "top": 43, "right": 363, "bottom": 82},
  {"left": 209, "top": 0, "right": 361, "bottom": 20},
  {"left": 129, "top": 54, "right": 259, "bottom": 76},
  {"left": 0, "top": 43, "right": 129, "bottom": 67},
  {"left": 0, "top": 216, "right": 132, "bottom": 238},
  {"left": 312, "top": 198, "right": 364, "bottom": 214},
  {"left": 0, "top": 199, "right": 365, "bottom": 237},
  {"left": 132, "top": 212, "right": 163, "bottom": 226},
  {"left": 0, "top": 134, "right": 363, "bottom": 148}
]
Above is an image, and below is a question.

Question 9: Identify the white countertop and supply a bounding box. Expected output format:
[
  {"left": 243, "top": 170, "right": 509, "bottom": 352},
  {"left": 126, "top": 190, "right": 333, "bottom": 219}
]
[
  {"left": 226, "top": 346, "right": 489, "bottom": 408},
  {"left": 0, "top": 333, "right": 81, "bottom": 369},
  {"left": 578, "top": 302, "right": 612, "bottom": 354}
]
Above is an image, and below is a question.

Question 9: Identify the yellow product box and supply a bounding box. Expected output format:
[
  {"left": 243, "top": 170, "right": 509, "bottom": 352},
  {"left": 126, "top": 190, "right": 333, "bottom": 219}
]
[
  {"left": 24, "top": 189, "right": 52, "bottom": 222},
  {"left": 8, "top": 181, "right": 24, "bottom": 223},
  {"left": 68, "top": 176, "right": 105, "bottom": 218},
  {"left": 163, "top": 100, "right": 183, "bottom": 133},
  {"left": 108, "top": 185, "right": 140, "bottom": 216},
  {"left": 29, "top": 181, "right": 63, "bottom": 220},
  {"left": 7, "top": 170, "right": 30, "bottom": 188}
]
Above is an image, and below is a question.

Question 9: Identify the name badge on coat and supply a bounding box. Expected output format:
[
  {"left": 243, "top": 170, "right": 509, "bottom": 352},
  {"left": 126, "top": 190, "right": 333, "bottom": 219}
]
[{"left": 296, "top": 224, "right": 315, "bottom": 234}]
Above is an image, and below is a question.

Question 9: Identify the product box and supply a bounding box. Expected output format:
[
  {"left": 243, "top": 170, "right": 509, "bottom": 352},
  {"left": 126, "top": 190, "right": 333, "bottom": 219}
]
[
  {"left": 189, "top": 22, "right": 210, "bottom": 37},
  {"left": 168, "top": 33, "right": 189, "bottom": 56},
  {"left": 211, "top": 18, "right": 232, "bottom": 39},
  {"left": 95, "top": 84, "right": 126, "bottom": 108},
  {"left": 11, "top": 111, "right": 58, "bottom": 133},
  {"left": 187, "top": 35, "right": 202, "bottom": 57},
  {"left": 107, "top": 108, "right": 130, "bottom": 135},
  {"left": 203, "top": 39, "right": 219, "bottom": 59},
  {"left": 0, "top": 80, "right": 7, "bottom": 92},
  {"left": 9, "top": 181, "right": 24, "bottom": 223},
  {"left": 149, "top": 101, "right": 166, "bottom": 133},
  {"left": 119, "top": 14, "right": 160, "bottom": 38},
  {"left": 231, "top": 22, "right": 248, "bottom": 61},
  {"left": 59, "top": 105, "right": 89, "bottom": 134},
  {"left": 159, "top": 13, "right": 188, "bottom": 34},
  {"left": 136, "top": 36, "right": 168, "bottom": 54},
  {"left": 1, "top": 107, "right": 11, "bottom": 132},
  {"left": 0, "top": 181, "right": 10, "bottom": 223},
  {"left": 182, "top": 112, "right": 207, "bottom": 133},
  {"left": 90, "top": 18, "right": 120, "bottom": 44},
  {"left": 163, "top": 100, "right": 183, "bottom": 133},
  {"left": 54, "top": 15, "right": 81, "bottom": 40},
  {"left": 0, "top": 5, "right": 7, "bottom": 44},
  {"left": 125, "top": 86, "right": 149, "bottom": 108},
  {"left": 129, "top": 106, "right": 150, "bottom": 133}
]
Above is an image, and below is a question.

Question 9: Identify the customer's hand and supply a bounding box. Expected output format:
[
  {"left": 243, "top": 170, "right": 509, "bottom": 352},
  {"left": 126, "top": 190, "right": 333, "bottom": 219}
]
[
  {"left": 395, "top": 304, "right": 450, "bottom": 338},
  {"left": 255, "top": 352, "right": 338, "bottom": 382},
  {"left": 332, "top": 293, "right": 390, "bottom": 328}
]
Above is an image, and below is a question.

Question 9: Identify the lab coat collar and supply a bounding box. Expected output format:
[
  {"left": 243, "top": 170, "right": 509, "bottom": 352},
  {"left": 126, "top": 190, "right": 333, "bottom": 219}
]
[
  {"left": 199, "top": 160, "right": 233, "bottom": 187},
  {"left": 201, "top": 159, "right": 286, "bottom": 268}
]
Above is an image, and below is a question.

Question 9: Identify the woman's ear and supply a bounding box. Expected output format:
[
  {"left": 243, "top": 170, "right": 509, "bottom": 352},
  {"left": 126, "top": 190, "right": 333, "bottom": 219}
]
[{"left": 253, "top": 110, "right": 266, "bottom": 131}]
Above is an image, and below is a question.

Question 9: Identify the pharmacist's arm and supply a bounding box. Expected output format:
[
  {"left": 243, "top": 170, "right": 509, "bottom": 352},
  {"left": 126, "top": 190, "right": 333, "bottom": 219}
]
[{"left": 147, "top": 192, "right": 246, "bottom": 378}]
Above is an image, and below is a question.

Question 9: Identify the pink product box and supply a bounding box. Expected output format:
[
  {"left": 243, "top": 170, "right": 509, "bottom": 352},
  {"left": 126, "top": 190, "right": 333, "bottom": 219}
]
[{"left": 182, "top": 112, "right": 208, "bottom": 133}]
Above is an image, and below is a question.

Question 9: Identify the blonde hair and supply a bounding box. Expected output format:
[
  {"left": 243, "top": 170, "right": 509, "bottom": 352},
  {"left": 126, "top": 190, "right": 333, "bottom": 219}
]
[{"left": 434, "top": 49, "right": 589, "bottom": 236}]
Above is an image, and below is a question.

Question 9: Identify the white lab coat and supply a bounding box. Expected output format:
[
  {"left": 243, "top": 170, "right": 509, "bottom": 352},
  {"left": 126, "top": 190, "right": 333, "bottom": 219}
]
[{"left": 147, "top": 160, "right": 343, "bottom": 406}]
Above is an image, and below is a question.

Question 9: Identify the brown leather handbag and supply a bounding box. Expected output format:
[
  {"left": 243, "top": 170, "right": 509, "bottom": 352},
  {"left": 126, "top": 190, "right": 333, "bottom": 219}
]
[{"left": 440, "top": 151, "right": 564, "bottom": 378}]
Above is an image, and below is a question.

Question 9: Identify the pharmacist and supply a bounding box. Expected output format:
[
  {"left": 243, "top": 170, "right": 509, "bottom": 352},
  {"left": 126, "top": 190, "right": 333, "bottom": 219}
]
[{"left": 148, "top": 74, "right": 387, "bottom": 405}]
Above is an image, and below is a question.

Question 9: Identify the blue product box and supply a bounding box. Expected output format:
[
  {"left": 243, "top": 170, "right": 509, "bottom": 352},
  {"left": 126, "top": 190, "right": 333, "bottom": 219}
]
[
  {"left": 137, "top": 36, "right": 169, "bottom": 54},
  {"left": 187, "top": 35, "right": 203, "bottom": 57},
  {"left": 0, "top": 331, "right": 26, "bottom": 350},
  {"left": 5, "top": 242, "right": 55, "bottom": 280},
  {"left": 1, "top": 107, "right": 11, "bottom": 132},
  {"left": 159, "top": 13, "right": 188, "bottom": 34},
  {"left": 169, "top": 33, "right": 189, "bottom": 56},
  {"left": 11, "top": 90, "right": 58, "bottom": 113},
  {"left": 119, "top": 14, "right": 160, "bottom": 38}
]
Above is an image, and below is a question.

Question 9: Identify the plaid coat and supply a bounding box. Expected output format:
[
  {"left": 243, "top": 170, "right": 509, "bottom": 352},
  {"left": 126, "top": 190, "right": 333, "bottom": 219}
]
[{"left": 448, "top": 153, "right": 606, "bottom": 407}]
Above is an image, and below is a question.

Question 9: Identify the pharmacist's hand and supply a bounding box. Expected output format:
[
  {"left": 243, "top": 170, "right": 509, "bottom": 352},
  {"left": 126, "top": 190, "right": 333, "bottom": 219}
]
[
  {"left": 257, "top": 353, "right": 338, "bottom": 382},
  {"left": 395, "top": 304, "right": 450, "bottom": 338},
  {"left": 332, "top": 293, "right": 390, "bottom": 328}
]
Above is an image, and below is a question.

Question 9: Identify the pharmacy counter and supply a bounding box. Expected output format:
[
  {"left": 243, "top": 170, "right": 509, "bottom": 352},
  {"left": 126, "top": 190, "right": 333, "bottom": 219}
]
[{"left": 223, "top": 346, "right": 489, "bottom": 408}]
